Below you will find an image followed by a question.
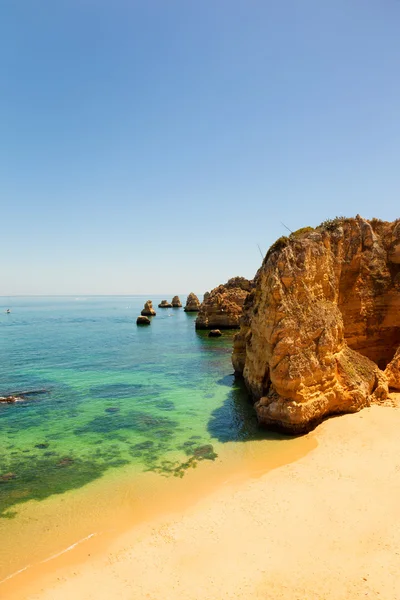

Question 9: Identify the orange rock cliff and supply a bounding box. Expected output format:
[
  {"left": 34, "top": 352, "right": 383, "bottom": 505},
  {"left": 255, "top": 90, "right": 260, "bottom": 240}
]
[
  {"left": 232, "top": 216, "right": 400, "bottom": 433},
  {"left": 195, "top": 277, "right": 252, "bottom": 330}
]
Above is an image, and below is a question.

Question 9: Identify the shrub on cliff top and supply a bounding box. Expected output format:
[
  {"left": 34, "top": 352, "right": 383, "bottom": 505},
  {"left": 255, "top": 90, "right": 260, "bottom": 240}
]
[
  {"left": 290, "top": 226, "right": 314, "bottom": 239},
  {"left": 319, "top": 216, "right": 347, "bottom": 231}
]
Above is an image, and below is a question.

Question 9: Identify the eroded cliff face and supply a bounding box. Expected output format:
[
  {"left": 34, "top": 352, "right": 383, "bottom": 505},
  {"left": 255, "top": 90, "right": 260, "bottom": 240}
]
[
  {"left": 195, "top": 277, "right": 252, "bottom": 330},
  {"left": 232, "top": 216, "right": 400, "bottom": 433}
]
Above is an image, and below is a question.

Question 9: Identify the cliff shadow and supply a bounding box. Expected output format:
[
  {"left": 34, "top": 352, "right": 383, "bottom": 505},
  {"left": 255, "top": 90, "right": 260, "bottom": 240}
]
[{"left": 207, "top": 373, "right": 286, "bottom": 443}]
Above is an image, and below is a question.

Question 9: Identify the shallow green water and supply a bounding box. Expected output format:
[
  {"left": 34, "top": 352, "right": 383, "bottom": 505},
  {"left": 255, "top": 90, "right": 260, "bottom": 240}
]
[{"left": 0, "top": 296, "right": 267, "bottom": 518}]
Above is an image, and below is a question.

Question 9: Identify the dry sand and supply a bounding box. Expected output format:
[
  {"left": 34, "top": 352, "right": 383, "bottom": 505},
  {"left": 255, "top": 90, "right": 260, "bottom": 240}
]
[{"left": 7, "top": 404, "right": 400, "bottom": 600}]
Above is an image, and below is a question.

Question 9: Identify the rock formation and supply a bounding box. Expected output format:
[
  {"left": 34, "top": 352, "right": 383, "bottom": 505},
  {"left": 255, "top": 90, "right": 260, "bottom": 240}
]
[
  {"left": 141, "top": 300, "right": 156, "bottom": 316},
  {"left": 232, "top": 216, "right": 400, "bottom": 434},
  {"left": 158, "top": 300, "right": 172, "bottom": 308},
  {"left": 184, "top": 293, "right": 201, "bottom": 312},
  {"left": 171, "top": 296, "right": 182, "bottom": 308},
  {"left": 208, "top": 329, "right": 222, "bottom": 337},
  {"left": 0, "top": 395, "right": 20, "bottom": 404},
  {"left": 136, "top": 315, "right": 151, "bottom": 325},
  {"left": 0, "top": 390, "right": 48, "bottom": 404},
  {"left": 195, "top": 277, "right": 252, "bottom": 330}
]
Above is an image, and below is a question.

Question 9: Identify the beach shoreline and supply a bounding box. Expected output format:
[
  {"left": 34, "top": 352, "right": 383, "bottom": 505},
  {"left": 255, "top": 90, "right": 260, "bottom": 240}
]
[
  {"left": 4, "top": 403, "right": 400, "bottom": 600},
  {"left": 1, "top": 431, "right": 316, "bottom": 599}
]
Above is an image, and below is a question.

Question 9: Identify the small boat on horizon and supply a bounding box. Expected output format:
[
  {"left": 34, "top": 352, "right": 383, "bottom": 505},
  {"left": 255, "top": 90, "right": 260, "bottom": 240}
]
[{"left": 6, "top": 309, "right": 10, "bottom": 314}]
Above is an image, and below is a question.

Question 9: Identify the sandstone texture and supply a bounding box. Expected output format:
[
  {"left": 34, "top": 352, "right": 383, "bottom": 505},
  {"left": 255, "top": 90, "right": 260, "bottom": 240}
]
[
  {"left": 184, "top": 293, "right": 201, "bottom": 312},
  {"left": 171, "top": 296, "right": 182, "bottom": 308},
  {"left": 232, "top": 216, "right": 400, "bottom": 433},
  {"left": 158, "top": 300, "right": 172, "bottom": 308},
  {"left": 195, "top": 277, "right": 252, "bottom": 330},
  {"left": 141, "top": 300, "right": 156, "bottom": 316}
]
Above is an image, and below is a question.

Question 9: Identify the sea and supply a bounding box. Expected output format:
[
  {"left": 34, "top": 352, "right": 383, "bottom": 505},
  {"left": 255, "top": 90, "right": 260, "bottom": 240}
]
[{"left": 0, "top": 296, "right": 312, "bottom": 589}]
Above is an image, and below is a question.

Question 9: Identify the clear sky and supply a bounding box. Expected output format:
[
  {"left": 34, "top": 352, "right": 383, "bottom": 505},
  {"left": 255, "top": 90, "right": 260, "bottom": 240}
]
[{"left": 2, "top": 1, "right": 399, "bottom": 295}]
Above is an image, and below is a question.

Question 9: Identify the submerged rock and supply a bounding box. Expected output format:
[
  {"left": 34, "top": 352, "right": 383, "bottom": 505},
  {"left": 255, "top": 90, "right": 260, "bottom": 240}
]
[
  {"left": 141, "top": 300, "right": 156, "bottom": 316},
  {"left": 233, "top": 216, "right": 400, "bottom": 434},
  {"left": 171, "top": 296, "right": 182, "bottom": 308},
  {"left": 57, "top": 457, "right": 74, "bottom": 467},
  {"left": 136, "top": 316, "right": 151, "bottom": 325},
  {"left": 195, "top": 277, "right": 252, "bottom": 330},
  {"left": 208, "top": 329, "right": 222, "bottom": 337},
  {"left": 0, "top": 472, "right": 16, "bottom": 483},
  {"left": 184, "top": 293, "right": 201, "bottom": 312},
  {"left": 0, "top": 395, "right": 19, "bottom": 404},
  {"left": 0, "top": 389, "right": 48, "bottom": 404},
  {"left": 158, "top": 300, "right": 173, "bottom": 308}
]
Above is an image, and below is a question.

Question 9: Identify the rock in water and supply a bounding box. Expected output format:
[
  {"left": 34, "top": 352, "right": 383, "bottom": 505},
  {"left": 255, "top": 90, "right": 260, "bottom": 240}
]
[
  {"left": 158, "top": 300, "right": 173, "bottom": 308},
  {"left": 0, "top": 472, "right": 16, "bottom": 483},
  {"left": 136, "top": 316, "right": 151, "bottom": 325},
  {"left": 141, "top": 300, "right": 156, "bottom": 316},
  {"left": 184, "top": 293, "right": 201, "bottom": 312},
  {"left": 171, "top": 296, "right": 182, "bottom": 308},
  {"left": 208, "top": 329, "right": 222, "bottom": 337},
  {"left": 232, "top": 216, "right": 400, "bottom": 434},
  {"left": 195, "top": 277, "right": 252, "bottom": 330}
]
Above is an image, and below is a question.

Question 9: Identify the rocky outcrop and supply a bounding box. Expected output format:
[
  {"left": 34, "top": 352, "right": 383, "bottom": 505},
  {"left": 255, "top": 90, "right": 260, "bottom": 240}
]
[
  {"left": 158, "top": 300, "right": 172, "bottom": 308},
  {"left": 0, "top": 390, "right": 48, "bottom": 404},
  {"left": 385, "top": 346, "right": 400, "bottom": 390},
  {"left": 136, "top": 316, "right": 151, "bottom": 325},
  {"left": 184, "top": 293, "right": 201, "bottom": 312},
  {"left": 208, "top": 329, "right": 222, "bottom": 337},
  {"left": 232, "top": 216, "right": 400, "bottom": 434},
  {"left": 171, "top": 296, "right": 182, "bottom": 308},
  {"left": 141, "top": 300, "right": 156, "bottom": 316},
  {"left": 0, "top": 395, "right": 20, "bottom": 404},
  {"left": 195, "top": 277, "right": 252, "bottom": 330}
]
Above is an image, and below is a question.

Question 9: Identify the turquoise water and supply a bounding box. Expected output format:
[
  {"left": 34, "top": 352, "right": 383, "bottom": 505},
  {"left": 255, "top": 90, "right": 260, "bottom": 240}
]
[{"left": 0, "top": 296, "right": 265, "bottom": 519}]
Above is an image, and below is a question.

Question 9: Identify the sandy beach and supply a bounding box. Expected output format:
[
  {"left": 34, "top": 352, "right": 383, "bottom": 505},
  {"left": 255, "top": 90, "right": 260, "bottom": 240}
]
[{"left": 4, "top": 402, "right": 400, "bottom": 600}]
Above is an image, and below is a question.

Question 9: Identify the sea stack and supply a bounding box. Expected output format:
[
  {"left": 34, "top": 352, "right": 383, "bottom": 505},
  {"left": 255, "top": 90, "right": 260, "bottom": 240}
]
[
  {"left": 136, "top": 316, "right": 151, "bottom": 325},
  {"left": 184, "top": 293, "right": 201, "bottom": 312},
  {"left": 171, "top": 296, "right": 182, "bottom": 308},
  {"left": 232, "top": 216, "right": 400, "bottom": 434},
  {"left": 158, "top": 300, "right": 173, "bottom": 308},
  {"left": 141, "top": 300, "right": 156, "bottom": 316},
  {"left": 195, "top": 277, "right": 252, "bottom": 330}
]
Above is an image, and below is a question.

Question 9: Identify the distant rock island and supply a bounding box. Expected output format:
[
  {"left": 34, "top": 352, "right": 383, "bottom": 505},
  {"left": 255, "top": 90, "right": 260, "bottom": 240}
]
[
  {"left": 233, "top": 216, "right": 400, "bottom": 433},
  {"left": 184, "top": 293, "right": 201, "bottom": 312},
  {"left": 141, "top": 300, "right": 156, "bottom": 316},
  {"left": 171, "top": 296, "right": 182, "bottom": 308},
  {"left": 137, "top": 315, "right": 151, "bottom": 325},
  {"left": 158, "top": 300, "right": 173, "bottom": 308},
  {"left": 195, "top": 277, "right": 252, "bottom": 330}
]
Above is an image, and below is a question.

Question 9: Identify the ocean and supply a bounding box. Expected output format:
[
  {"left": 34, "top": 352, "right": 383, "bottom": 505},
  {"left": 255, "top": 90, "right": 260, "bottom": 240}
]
[{"left": 0, "top": 296, "right": 301, "bottom": 586}]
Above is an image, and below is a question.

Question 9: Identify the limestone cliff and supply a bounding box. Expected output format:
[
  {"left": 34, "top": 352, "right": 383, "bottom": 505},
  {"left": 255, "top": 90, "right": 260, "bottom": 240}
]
[
  {"left": 195, "top": 277, "right": 252, "bottom": 330},
  {"left": 232, "top": 216, "right": 400, "bottom": 433},
  {"left": 184, "top": 293, "right": 201, "bottom": 312}
]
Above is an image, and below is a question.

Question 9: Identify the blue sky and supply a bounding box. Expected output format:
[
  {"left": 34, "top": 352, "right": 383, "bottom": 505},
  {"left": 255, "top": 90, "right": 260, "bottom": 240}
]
[{"left": 2, "top": 1, "right": 399, "bottom": 295}]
